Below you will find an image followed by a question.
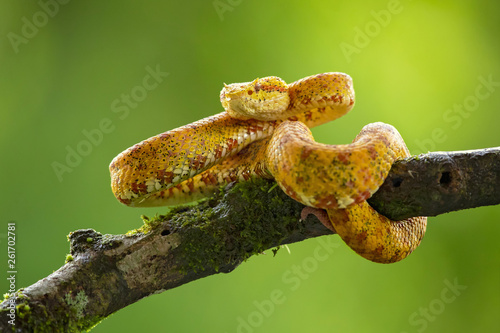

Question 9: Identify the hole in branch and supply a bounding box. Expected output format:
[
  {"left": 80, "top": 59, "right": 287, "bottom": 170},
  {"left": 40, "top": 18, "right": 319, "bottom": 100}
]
[
  {"left": 161, "top": 229, "right": 171, "bottom": 236},
  {"left": 392, "top": 177, "right": 403, "bottom": 188},
  {"left": 440, "top": 171, "right": 452, "bottom": 186}
]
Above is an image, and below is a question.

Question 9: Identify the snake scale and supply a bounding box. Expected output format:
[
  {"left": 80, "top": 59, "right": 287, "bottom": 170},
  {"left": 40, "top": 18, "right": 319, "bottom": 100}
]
[{"left": 109, "top": 72, "right": 427, "bottom": 263}]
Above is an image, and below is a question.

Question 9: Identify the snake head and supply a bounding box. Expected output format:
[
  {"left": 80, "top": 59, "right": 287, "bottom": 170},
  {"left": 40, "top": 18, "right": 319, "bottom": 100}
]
[{"left": 220, "top": 76, "right": 290, "bottom": 121}]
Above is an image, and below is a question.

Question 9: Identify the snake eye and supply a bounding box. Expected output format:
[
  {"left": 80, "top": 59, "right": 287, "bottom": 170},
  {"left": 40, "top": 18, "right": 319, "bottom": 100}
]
[{"left": 247, "top": 90, "right": 253, "bottom": 95}]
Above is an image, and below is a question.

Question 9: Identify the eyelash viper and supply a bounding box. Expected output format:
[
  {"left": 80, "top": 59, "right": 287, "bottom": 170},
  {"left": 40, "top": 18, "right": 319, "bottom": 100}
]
[{"left": 109, "top": 72, "right": 427, "bottom": 263}]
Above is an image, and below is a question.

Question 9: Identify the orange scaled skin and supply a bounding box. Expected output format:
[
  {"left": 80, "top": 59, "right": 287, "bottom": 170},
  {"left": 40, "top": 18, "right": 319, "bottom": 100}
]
[
  {"left": 110, "top": 73, "right": 354, "bottom": 206},
  {"left": 109, "top": 72, "right": 427, "bottom": 263}
]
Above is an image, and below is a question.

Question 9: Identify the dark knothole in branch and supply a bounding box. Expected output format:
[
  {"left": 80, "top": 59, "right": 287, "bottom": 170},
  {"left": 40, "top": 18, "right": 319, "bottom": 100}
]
[
  {"left": 439, "top": 171, "right": 452, "bottom": 186},
  {"left": 392, "top": 177, "right": 403, "bottom": 188}
]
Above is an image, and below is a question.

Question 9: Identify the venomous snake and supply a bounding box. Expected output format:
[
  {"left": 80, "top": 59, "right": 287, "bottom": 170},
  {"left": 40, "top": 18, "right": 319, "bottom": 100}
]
[{"left": 109, "top": 72, "right": 427, "bottom": 263}]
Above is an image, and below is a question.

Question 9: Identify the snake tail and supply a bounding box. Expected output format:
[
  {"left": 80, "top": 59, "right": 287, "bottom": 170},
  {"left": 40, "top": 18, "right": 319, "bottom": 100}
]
[{"left": 327, "top": 203, "right": 427, "bottom": 263}]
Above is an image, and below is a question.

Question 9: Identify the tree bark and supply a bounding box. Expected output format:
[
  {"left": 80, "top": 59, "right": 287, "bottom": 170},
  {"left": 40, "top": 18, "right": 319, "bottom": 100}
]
[
  {"left": 1, "top": 147, "right": 499, "bottom": 332},
  {"left": 369, "top": 147, "right": 500, "bottom": 219}
]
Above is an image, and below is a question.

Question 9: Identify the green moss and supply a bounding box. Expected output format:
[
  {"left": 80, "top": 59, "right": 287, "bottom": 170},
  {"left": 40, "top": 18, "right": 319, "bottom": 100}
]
[
  {"left": 126, "top": 201, "right": 211, "bottom": 236},
  {"left": 65, "top": 254, "right": 74, "bottom": 263},
  {"left": 172, "top": 177, "right": 304, "bottom": 273},
  {"left": 126, "top": 213, "right": 165, "bottom": 235},
  {"left": 86, "top": 237, "right": 93, "bottom": 243},
  {"left": 17, "top": 303, "right": 30, "bottom": 319},
  {"left": 0, "top": 289, "right": 102, "bottom": 332},
  {"left": 0, "top": 291, "right": 31, "bottom": 331}
]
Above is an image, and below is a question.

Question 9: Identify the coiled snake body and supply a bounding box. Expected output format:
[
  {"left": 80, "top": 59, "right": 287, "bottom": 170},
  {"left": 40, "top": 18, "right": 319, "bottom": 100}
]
[{"left": 110, "top": 73, "right": 427, "bottom": 263}]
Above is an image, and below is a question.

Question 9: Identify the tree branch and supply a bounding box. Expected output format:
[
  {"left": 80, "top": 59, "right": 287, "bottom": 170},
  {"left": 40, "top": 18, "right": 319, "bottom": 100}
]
[
  {"left": 368, "top": 147, "right": 500, "bottom": 220},
  {"left": 1, "top": 147, "right": 499, "bottom": 332}
]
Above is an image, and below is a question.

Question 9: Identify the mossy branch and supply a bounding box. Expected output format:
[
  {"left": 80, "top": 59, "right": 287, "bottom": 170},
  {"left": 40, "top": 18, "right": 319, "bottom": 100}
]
[
  {"left": 1, "top": 147, "right": 499, "bottom": 332},
  {"left": 368, "top": 147, "right": 500, "bottom": 219}
]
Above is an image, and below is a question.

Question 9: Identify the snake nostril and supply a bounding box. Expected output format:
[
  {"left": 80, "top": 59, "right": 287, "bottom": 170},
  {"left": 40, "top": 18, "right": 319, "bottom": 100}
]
[
  {"left": 439, "top": 171, "right": 452, "bottom": 186},
  {"left": 392, "top": 177, "right": 403, "bottom": 188}
]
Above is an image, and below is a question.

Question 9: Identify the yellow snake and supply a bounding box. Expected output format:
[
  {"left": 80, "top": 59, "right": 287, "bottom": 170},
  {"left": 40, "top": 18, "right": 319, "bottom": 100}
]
[{"left": 109, "top": 73, "right": 427, "bottom": 263}]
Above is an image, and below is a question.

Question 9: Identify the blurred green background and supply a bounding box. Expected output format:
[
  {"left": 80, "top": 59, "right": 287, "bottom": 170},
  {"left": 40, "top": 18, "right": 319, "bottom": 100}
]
[{"left": 1, "top": 0, "right": 499, "bottom": 332}]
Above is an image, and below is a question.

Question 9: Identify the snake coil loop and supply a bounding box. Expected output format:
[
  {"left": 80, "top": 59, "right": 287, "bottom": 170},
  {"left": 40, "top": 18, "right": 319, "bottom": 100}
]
[{"left": 110, "top": 72, "right": 427, "bottom": 263}]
